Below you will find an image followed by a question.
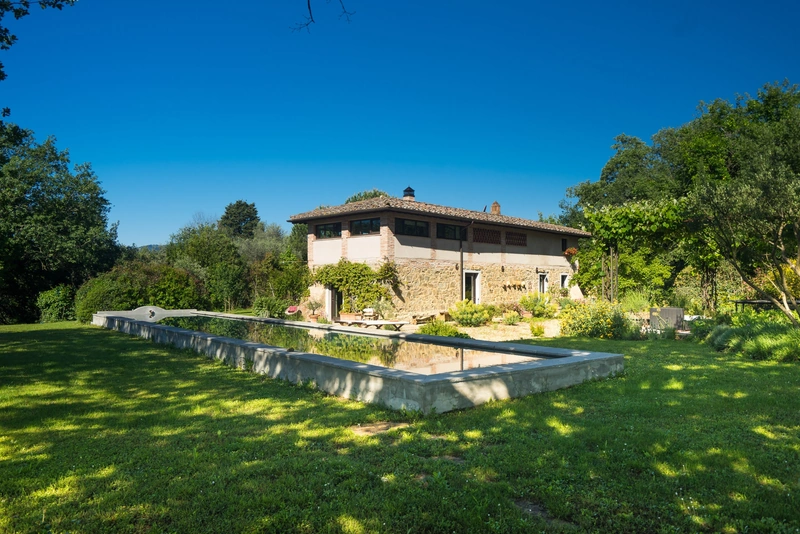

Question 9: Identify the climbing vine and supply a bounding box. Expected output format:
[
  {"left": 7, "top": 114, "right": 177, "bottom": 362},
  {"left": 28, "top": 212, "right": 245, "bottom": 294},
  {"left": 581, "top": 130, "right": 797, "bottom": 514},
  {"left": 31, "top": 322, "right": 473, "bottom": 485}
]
[{"left": 314, "top": 259, "right": 400, "bottom": 313}]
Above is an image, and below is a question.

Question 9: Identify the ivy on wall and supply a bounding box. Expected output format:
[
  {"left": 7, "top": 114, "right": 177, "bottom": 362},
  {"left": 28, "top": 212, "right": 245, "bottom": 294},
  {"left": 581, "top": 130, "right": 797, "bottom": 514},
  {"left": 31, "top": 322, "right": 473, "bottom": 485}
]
[{"left": 314, "top": 259, "right": 401, "bottom": 313}]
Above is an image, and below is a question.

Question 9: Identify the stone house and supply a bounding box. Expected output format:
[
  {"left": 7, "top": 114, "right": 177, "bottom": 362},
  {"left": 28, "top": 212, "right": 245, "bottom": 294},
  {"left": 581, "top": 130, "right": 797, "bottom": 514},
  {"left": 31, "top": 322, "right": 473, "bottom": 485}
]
[{"left": 288, "top": 187, "right": 590, "bottom": 321}]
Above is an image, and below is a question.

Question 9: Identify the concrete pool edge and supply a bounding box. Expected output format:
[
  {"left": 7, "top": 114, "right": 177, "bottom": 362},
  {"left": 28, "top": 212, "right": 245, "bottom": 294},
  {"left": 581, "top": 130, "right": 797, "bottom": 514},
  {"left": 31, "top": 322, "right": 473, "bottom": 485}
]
[
  {"left": 191, "top": 311, "right": 604, "bottom": 359},
  {"left": 93, "top": 312, "right": 624, "bottom": 414}
]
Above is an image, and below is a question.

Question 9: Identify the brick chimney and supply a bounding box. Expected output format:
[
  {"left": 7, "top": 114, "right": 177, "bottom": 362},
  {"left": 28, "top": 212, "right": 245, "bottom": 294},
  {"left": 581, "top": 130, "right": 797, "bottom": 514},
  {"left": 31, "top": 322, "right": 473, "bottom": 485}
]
[
  {"left": 491, "top": 201, "right": 501, "bottom": 215},
  {"left": 403, "top": 186, "right": 416, "bottom": 201}
]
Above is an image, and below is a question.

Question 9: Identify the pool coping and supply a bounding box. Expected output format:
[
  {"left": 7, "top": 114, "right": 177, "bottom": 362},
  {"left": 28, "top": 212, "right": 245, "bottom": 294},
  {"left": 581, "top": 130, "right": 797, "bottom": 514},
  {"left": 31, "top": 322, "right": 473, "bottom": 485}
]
[
  {"left": 191, "top": 311, "right": 603, "bottom": 359},
  {"left": 93, "top": 310, "right": 624, "bottom": 414}
]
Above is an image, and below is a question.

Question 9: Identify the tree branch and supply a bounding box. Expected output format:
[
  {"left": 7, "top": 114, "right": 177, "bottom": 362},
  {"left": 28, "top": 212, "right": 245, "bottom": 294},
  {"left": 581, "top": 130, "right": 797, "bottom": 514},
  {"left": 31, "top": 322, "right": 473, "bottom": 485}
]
[
  {"left": 292, "top": 0, "right": 354, "bottom": 32},
  {"left": 336, "top": 0, "right": 354, "bottom": 23},
  {"left": 291, "top": 0, "right": 315, "bottom": 32}
]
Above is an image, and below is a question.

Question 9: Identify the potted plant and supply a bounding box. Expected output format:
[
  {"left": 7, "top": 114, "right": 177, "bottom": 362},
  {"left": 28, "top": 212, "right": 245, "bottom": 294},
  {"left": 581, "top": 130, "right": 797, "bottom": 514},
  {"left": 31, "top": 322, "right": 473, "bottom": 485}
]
[
  {"left": 337, "top": 296, "right": 362, "bottom": 322},
  {"left": 563, "top": 247, "right": 578, "bottom": 265},
  {"left": 306, "top": 299, "right": 323, "bottom": 322}
]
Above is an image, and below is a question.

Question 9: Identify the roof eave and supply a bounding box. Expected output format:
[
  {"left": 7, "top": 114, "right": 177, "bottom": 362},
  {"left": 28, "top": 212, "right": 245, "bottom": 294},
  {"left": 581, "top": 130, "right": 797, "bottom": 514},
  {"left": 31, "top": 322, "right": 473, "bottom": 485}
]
[{"left": 289, "top": 208, "right": 590, "bottom": 237}]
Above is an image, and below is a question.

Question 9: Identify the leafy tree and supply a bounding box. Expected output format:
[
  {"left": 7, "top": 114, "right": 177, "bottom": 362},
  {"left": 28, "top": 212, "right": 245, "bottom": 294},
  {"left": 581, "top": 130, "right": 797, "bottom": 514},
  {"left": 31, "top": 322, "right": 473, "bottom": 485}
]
[
  {"left": 249, "top": 250, "right": 310, "bottom": 303},
  {"left": 165, "top": 222, "right": 248, "bottom": 311},
  {"left": 344, "top": 188, "right": 389, "bottom": 204},
  {"left": 0, "top": 125, "right": 119, "bottom": 323},
  {"left": 206, "top": 262, "right": 248, "bottom": 311},
  {"left": 235, "top": 222, "right": 285, "bottom": 263},
  {"left": 286, "top": 223, "right": 308, "bottom": 262},
  {"left": 564, "top": 134, "right": 676, "bottom": 221},
  {"left": 564, "top": 80, "right": 800, "bottom": 319},
  {"left": 686, "top": 81, "right": 800, "bottom": 325},
  {"left": 219, "top": 200, "right": 260, "bottom": 238},
  {"left": 166, "top": 223, "right": 240, "bottom": 269},
  {"left": 559, "top": 133, "right": 691, "bottom": 301},
  {"left": 574, "top": 201, "right": 680, "bottom": 301}
]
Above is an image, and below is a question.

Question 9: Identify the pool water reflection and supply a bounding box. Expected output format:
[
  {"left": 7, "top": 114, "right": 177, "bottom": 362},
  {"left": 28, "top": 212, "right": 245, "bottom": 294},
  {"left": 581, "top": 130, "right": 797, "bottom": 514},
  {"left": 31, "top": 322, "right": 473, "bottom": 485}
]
[{"left": 161, "top": 317, "right": 541, "bottom": 376}]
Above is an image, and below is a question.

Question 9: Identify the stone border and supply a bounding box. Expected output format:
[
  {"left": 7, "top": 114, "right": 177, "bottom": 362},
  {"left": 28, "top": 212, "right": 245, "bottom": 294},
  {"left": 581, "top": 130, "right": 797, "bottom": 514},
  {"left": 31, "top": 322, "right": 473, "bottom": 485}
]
[
  {"left": 191, "top": 311, "right": 582, "bottom": 358},
  {"left": 93, "top": 311, "right": 624, "bottom": 414}
]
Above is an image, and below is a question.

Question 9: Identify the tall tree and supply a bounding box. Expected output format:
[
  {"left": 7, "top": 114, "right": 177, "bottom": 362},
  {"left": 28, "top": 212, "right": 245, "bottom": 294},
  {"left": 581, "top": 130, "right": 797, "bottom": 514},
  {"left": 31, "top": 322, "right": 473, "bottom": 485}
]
[
  {"left": 686, "top": 81, "right": 800, "bottom": 325},
  {"left": 286, "top": 223, "right": 309, "bottom": 262},
  {"left": 165, "top": 222, "right": 248, "bottom": 311},
  {"left": 235, "top": 222, "right": 286, "bottom": 263},
  {"left": 564, "top": 80, "right": 800, "bottom": 317},
  {"left": 219, "top": 200, "right": 260, "bottom": 238},
  {"left": 561, "top": 135, "right": 684, "bottom": 300},
  {"left": 0, "top": 124, "right": 119, "bottom": 323}
]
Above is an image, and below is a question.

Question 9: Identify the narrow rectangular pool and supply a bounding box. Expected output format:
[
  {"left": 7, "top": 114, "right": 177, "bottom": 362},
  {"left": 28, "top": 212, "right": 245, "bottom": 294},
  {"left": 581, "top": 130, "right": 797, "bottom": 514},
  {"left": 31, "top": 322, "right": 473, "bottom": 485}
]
[
  {"left": 94, "top": 307, "right": 624, "bottom": 414},
  {"left": 161, "top": 317, "right": 542, "bottom": 376}
]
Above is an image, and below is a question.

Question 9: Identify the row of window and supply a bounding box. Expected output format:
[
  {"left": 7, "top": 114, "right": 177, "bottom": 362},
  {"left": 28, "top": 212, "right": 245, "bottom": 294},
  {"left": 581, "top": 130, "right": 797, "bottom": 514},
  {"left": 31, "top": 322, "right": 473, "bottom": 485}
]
[
  {"left": 316, "top": 218, "right": 381, "bottom": 239},
  {"left": 315, "top": 217, "right": 547, "bottom": 247}
]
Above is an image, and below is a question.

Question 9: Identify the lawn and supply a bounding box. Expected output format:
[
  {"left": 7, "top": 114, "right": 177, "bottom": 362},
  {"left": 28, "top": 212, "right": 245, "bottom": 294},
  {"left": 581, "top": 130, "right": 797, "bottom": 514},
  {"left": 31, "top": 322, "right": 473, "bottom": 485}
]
[{"left": 1, "top": 322, "right": 798, "bottom": 533}]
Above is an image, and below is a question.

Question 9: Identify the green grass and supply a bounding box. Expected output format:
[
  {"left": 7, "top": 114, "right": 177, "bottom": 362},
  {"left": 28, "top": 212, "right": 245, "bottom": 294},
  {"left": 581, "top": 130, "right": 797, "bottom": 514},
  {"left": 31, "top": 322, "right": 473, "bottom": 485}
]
[{"left": 1, "top": 323, "right": 798, "bottom": 533}]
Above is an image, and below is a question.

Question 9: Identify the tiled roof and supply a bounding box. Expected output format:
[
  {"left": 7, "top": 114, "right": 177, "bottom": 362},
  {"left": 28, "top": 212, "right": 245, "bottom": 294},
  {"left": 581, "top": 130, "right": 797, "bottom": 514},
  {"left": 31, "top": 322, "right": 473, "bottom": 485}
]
[{"left": 288, "top": 197, "right": 590, "bottom": 237}]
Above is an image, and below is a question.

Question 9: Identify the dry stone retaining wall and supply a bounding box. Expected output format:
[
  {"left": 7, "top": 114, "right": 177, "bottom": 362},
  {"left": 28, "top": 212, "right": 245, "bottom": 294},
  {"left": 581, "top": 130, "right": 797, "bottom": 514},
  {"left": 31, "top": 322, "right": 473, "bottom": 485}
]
[{"left": 391, "top": 260, "right": 575, "bottom": 320}]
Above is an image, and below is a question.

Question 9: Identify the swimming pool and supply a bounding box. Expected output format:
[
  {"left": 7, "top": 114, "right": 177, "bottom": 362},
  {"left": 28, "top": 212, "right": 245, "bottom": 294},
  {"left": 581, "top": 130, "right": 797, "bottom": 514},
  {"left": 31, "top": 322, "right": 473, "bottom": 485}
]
[
  {"left": 93, "top": 307, "right": 624, "bottom": 414},
  {"left": 161, "top": 316, "right": 543, "bottom": 376}
]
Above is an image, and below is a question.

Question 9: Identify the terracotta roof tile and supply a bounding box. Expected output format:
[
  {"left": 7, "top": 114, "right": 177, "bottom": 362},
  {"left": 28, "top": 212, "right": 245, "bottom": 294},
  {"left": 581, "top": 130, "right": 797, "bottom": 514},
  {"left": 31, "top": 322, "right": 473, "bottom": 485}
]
[{"left": 288, "top": 197, "right": 590, "bottom": 237}]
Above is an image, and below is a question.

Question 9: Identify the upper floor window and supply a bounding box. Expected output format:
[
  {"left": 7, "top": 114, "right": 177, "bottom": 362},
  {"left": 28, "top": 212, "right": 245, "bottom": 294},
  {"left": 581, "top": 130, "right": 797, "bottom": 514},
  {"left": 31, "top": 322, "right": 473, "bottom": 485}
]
[
  {"left": 436, "top": 223, "right": 467, "bottom": 241},
  {"left": 506, "top": 231, "right": 527, "bottom": 247},
  {"left": 474, "top": 228, "right": 501, "bottom": 244},
  {"left": 396, "top": 218, "right": 429, "bottom": 237},
  {"left": 350, "top": 218, "right": 380, "bottom": 235},
  {"left": 315, "top": 222, "right": 342, "bottom": 239},
  {"left": 562, "top": 238, "right": 568, "bottom": 251}
]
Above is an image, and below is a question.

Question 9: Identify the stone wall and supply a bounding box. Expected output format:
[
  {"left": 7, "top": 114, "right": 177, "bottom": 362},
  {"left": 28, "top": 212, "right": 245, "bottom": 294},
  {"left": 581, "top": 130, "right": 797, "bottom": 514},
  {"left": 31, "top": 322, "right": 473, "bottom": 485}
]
[{"left": 390, "top": 259, "right": 578, "bottom": 320}]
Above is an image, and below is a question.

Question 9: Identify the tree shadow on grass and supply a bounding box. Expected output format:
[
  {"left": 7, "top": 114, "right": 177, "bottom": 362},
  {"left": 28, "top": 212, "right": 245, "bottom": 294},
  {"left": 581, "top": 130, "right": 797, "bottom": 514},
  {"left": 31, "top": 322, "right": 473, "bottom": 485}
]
[
  {"left": 1, "top": 326, "right": 798, "bottom": 532},
  {"left": 419, "top": 337, "right": 800, "bottom": 532},
  {"left": 0, "top": 325, "right": 533, "bottom": 532}
]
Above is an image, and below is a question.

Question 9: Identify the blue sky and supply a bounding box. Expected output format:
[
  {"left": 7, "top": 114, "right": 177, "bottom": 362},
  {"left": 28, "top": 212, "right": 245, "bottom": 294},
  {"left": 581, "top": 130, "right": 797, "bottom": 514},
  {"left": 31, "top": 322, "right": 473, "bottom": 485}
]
[{"left": 4, "top": 0, "right": 799, "bottom": 246}]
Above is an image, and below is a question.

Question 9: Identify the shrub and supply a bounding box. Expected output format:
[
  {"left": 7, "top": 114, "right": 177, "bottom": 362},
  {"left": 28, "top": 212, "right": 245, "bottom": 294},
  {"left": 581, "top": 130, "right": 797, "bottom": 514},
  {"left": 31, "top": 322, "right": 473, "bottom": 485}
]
[
  {"left": 501, "top": 302, "right": 524, "bottom": 315},
  {"left": 448, "top": 300, "right": 490, "bottom": 327},
  {"left": 36, "top": 285, "right": 76, "bottom": 322},
  {"left": 483, "top": 304, "right": 503, "bottom": 319},
  {"left": 559, "top": 300, "right": 639, "bottom": 339},
  {"left": 702, "top": 311, "right": 800, "bottom": 362},
  {"left": 530, "top": 323, "right": 545, "bottom": 337},
  {"left": 619, "top": 290, "right": 651, "bottom": 313},
  {"left": 688, "top": 318, "right": 716, "bottom": 340},
  {"left": 253, "top": 295, "right": 293, "bottom": 319},
  {"left": 519, "top": 292, "right": 556, "bottom": 318},
  {"left": 503, "top": 312, "right": 521, "bottom": 325},
  {"left": 75, "top": 262, "right": 208, "bottom": 322},
  {"left": 558, "top": 298, "right": 575, "bottom": 310},
  {"left": 417, "top": 320, "right": 471, "bottom": 339},
  {"left": 706, "top": 324, "right": 734, "bottom": 351},
  {"left": 741, "top": 329, "right": 800, "bottom": 362}
]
